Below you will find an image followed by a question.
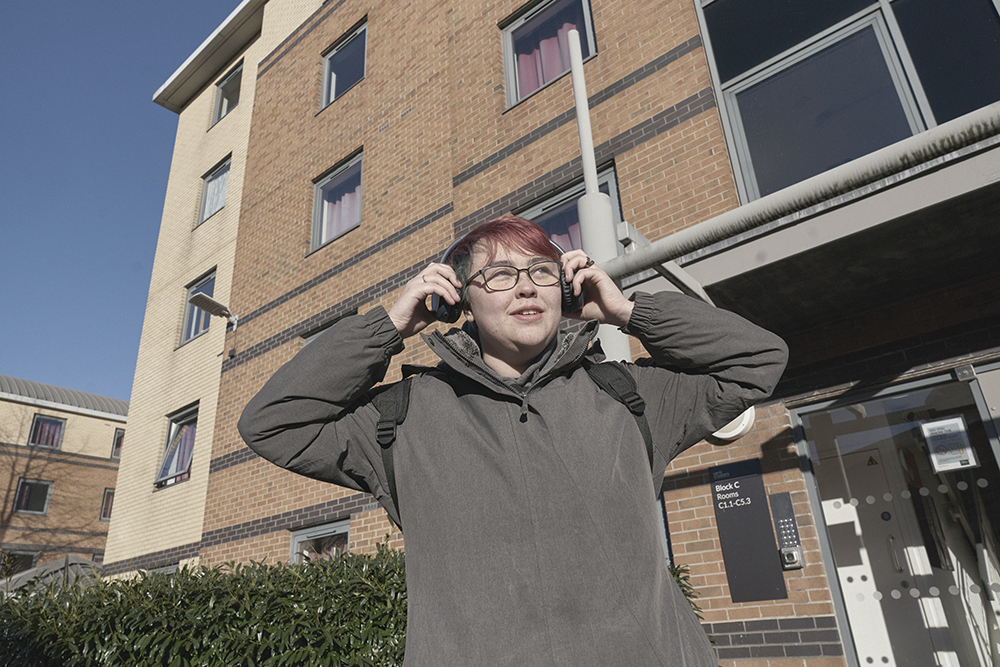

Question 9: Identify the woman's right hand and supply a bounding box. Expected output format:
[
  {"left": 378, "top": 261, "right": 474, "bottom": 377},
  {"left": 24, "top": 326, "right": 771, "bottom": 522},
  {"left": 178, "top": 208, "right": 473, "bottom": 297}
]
[{"left": 387, "top": 263, "right": 463, "bottom": 339}]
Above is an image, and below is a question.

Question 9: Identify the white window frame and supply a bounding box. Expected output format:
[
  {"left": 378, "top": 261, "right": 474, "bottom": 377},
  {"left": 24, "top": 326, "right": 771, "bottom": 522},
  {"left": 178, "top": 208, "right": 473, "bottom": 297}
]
[
  {"left": 502, "top": 0, "right": 597, "bottom": 107},
  {"left": 322, "top": 22, "right": 367, "bottom": 108},
  {"left": 213, "top": 61, "right": 243, "bottom": 125},
  {"left": 311, "top": 152, "right": 363, "bottom": 251},
  {"left": 155, "top": 404, "right": 198, "bottom": 488},
  {"left": 198, "top": 157, "right": 231, "bottom": 224},
  {"left": 13, "top": 479, "right": 53, "bottom": 515},
  {"left": 291, "top": 520, "right": 350, "bottom": 563},
  {"left": 28, "top": 414, "right": 65, "bottom": 449},
  {"left": 181, "top": 271, "right": 216, "bottom": 345}
]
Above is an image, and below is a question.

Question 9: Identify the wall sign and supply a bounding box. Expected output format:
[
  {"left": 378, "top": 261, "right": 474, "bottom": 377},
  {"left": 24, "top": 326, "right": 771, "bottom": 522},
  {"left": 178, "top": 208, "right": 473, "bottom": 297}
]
[
  {"left": 709, "top": 459, "right": 787, "bottom": 603},
  {"left": 921, "top": 415, "right": 980, "bottom": 473}
]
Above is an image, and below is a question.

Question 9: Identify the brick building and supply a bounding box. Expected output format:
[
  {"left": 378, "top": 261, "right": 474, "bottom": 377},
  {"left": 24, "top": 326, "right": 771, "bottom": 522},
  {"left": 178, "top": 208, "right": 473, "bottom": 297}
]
[
  {"left": 0, "top": 375, "right": 125, "bottom": 573},
  {"left": 108, "top": 0, "right": 1000, "bottom": 664}
]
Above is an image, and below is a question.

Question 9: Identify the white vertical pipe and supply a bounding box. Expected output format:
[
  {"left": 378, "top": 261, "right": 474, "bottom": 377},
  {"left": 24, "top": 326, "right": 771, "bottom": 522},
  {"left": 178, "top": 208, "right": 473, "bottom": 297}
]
[
  {"left": 567, "top": 28, "right": 632, "bottom": 362},
  {"left": 568, "top": 29, "right": 599, "bottom": 197}
]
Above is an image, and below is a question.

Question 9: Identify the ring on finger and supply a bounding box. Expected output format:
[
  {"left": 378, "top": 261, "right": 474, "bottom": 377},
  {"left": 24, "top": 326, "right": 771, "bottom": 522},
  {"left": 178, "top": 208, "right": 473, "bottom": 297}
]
[{"left": 585, "top": 257, "right": 595, "bottom": 267}]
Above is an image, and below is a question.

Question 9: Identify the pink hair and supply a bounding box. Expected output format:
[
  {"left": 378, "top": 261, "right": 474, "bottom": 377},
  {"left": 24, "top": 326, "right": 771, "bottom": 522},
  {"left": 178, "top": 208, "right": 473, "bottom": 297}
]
[{"left": 448, "top": 216, "right": 558, "bottom": 272}]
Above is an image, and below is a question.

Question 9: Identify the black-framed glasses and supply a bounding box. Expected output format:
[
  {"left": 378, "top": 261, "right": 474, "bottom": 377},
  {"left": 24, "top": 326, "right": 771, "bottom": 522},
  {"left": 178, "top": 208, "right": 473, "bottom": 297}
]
[{"left": 466, "top": 260, "right": 562, "bottom": 291}]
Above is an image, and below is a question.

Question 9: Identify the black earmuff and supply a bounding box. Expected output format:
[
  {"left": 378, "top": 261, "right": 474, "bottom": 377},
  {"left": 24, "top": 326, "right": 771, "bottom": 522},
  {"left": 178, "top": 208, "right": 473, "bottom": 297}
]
[{"left": 432, "top": 237, "right": 584, "bottom": 323}]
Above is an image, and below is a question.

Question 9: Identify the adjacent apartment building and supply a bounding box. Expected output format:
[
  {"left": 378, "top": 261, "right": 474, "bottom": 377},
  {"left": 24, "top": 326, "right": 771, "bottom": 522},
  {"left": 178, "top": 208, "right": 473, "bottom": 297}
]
[
  {"left": 107, "top": 0, "right": 1000, "bottom": 664},
  {"left": 0, "top": 375, "right": 125, "bottom": 574}
]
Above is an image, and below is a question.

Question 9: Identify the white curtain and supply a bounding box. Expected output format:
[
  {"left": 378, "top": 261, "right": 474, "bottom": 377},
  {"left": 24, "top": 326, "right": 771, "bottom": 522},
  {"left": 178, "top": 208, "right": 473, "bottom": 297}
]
[
  {"left": 203, "top": 163, "right": 230, "bottom": 220},
  {"left": 322, "top": 182, "right": 362, "bottom": 244}
]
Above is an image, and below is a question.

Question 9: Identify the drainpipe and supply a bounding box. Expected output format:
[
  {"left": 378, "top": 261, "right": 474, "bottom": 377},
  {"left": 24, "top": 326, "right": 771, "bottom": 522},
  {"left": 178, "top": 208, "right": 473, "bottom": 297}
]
[{"left": 567, "top": 29, "right": 632, "bottom": 362}]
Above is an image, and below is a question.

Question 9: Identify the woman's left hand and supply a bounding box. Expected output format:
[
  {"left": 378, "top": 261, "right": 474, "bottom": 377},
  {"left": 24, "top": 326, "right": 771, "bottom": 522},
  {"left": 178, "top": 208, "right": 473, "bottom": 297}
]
[{"left": 561, "top": 250, "right": 634, "bottom": 328}]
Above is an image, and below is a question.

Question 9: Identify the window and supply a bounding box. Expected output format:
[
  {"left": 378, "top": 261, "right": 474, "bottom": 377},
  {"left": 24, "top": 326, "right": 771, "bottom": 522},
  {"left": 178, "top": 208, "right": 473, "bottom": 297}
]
[
  {"left": 291, "top": 520, "right": 349, "bottom": 563},
  {"left": 111, "top": 428, "right": 124, "bottom": 459},
  {"left": 213, "top": 61, "right": 242, "bottom": 124},
  {"left": 312, "top": 153, "right": 363, "bottom": 250},
  {"left": 181, "top": 272, "right": 216, "bottom": 344},
  {"left": 28, "top": 415, "right": 64, "bottom": 449},
  {"left": 14, "top": 479, "right": 53, "bottom": 515},
  {"left": 155, "top": 405, "right": 197, "bottom": 488},
  {"left": 517, "top": 167, "right": 623, "bottom": 254},
  {"left": 323, "top": 22, "right": 366, "bottom": 107},
  {"left": 199, "top": 158, "right": 231, "bottom": 223},
  {"left": 1, "top": 551, "right": 37, "bottom": 576},
  {"left": 100, "top": 489, "right": 115, "bottom": 521},
  {"left": 700, "top": 0, "right": 1000, "bottom": 200},
  {"left": 503, "top": 0, "right": 596, "bottom": 105}
]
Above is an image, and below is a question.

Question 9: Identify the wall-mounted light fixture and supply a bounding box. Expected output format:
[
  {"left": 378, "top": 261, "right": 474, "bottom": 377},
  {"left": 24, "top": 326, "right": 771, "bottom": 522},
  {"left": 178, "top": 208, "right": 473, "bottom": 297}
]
[{"left": 188, "top": 293, "right": 239, "bottom": 357}]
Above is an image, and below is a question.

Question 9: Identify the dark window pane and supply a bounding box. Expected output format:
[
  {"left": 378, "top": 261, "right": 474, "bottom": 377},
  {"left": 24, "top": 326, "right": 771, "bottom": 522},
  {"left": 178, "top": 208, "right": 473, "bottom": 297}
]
[
  {"left": 111, "top": 428, "right": 124, "bottom": 459},
  {"left": 704, "top": 0, "right": 872, "bottom": 83},
  {"left": 531, "top": 182, "right": 610, "bottom": 251},
  {"left": 15, "top": 481, "right": 49, "bottom": 513},
  {"left": 894, "top": 0, "right": 1000, "bottom": 123},
  {"left": 4, "top": 553, "right": 36, "bottom": 575},
  {"left": 327, "top": 29, "right": 366, "bottom": 103},
  {"left": 101, "top": 489, "right": 115, "bottom": 520},
  {"left": 736, "top": 26, "right": 913, "bottom": 196}
]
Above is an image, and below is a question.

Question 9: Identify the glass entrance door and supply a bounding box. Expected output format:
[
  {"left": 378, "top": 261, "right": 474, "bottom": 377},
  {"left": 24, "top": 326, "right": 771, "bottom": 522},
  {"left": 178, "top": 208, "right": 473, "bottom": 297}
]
[{"left": 800, "top": 380, "right": 1000, "bottom": 666}]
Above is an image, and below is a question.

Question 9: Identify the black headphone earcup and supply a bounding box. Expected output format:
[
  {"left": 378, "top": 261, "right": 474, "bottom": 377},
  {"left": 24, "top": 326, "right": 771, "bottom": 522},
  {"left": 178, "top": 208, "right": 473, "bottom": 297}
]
[
  {"left": 432, "top": 294, "right": 462, "bottom": 323},
  {"left": 561, "top": 275, "right": 584, "bottom": 313}
]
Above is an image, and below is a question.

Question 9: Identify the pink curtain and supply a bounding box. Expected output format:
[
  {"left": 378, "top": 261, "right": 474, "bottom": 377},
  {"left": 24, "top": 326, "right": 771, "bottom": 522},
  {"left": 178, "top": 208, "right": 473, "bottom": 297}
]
[
  {"left": 30, "top": 418, "right": 62, "bottom": 447},
  {"left": 549, "top": 223, "right": 582, "bottom": 253},
  {"left": 322, "top": 183, "right": 362, "bottom": 244},
  {"left": 517, "top": 22, "right": 576, "bottom": 99}
]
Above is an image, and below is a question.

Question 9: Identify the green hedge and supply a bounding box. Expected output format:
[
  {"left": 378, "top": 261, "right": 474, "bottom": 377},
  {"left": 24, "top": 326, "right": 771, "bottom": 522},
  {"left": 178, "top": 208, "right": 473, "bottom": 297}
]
[
  {"left": 1, "top": 546, "right": 703, "bottom": 666},
  {"left": 0, "top": 545, "right": 407, "bottom": 667}
]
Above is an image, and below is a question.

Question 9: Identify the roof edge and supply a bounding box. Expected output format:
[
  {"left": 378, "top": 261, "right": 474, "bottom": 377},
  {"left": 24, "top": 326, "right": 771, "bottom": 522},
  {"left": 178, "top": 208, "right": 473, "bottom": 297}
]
[
  {"left": 0, "top": 375, "right": 129, "bottom": 420},
  {"left": 153, "top": 0, "right": 267, "bottom": 113}
]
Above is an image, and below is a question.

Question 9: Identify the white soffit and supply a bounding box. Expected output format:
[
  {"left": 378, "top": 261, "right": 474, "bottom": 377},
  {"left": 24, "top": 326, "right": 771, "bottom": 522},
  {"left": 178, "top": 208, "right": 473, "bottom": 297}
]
[{"left": 153, "top": 0, "right": 266, "bottom": 113}]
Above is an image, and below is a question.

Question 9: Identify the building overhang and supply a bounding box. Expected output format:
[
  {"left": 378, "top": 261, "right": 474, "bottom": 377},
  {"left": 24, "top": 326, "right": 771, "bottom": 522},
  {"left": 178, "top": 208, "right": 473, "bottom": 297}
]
[
  {"left": 153, "top": 0, "right": 266, "bottom": 113},
  {"left": 680, "top": 140, "right": 1000, "bottom": 339}
]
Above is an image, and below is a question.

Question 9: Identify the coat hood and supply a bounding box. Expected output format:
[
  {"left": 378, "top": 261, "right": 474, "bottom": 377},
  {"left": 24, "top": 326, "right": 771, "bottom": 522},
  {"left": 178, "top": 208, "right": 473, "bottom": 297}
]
[{"left": 421, "top": 319, "right": 602, "bottom": 392}]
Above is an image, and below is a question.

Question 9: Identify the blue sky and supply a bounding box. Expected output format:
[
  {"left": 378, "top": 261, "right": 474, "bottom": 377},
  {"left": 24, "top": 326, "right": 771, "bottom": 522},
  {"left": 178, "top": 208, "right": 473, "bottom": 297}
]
[{"left": 0, "top": 1, "right": 241, "bottom": 401}]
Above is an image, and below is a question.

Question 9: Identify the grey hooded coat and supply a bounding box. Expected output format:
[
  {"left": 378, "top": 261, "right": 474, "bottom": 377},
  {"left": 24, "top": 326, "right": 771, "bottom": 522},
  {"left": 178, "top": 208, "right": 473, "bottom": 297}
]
[{"left": 238, "top": 290, "right": 788, "bottom": 666}]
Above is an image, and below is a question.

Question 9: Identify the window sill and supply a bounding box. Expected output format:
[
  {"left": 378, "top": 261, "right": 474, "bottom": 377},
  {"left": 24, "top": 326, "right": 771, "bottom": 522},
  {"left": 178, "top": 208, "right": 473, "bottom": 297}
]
[{"left": 306, "top": 220, "right": 361, "bottom": 258}]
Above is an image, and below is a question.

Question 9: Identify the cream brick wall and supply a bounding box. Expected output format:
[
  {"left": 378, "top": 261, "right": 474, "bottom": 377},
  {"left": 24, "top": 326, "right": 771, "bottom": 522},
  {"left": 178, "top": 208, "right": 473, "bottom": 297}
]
[
  {"left": 104, "top": 0, "right": 324, "bottom": 568},
  {"left": 0, "top": 398, "right": 125, "bottom": 460}
]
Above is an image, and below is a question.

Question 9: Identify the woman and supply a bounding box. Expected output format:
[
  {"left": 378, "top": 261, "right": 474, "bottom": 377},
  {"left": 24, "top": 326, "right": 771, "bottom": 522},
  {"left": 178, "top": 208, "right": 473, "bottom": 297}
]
[{"left": 239, "top": 215, "right": 787, "bottom": 666}]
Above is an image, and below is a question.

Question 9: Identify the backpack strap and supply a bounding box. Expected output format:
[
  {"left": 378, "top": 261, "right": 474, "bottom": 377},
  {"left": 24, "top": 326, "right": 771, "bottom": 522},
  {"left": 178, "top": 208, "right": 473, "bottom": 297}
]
[
  {"left": 370, "top": 377, "right": 413, "bottom": 529},
  {"left": 583, "top": 361, "right": 655, "bottom": 472}
]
